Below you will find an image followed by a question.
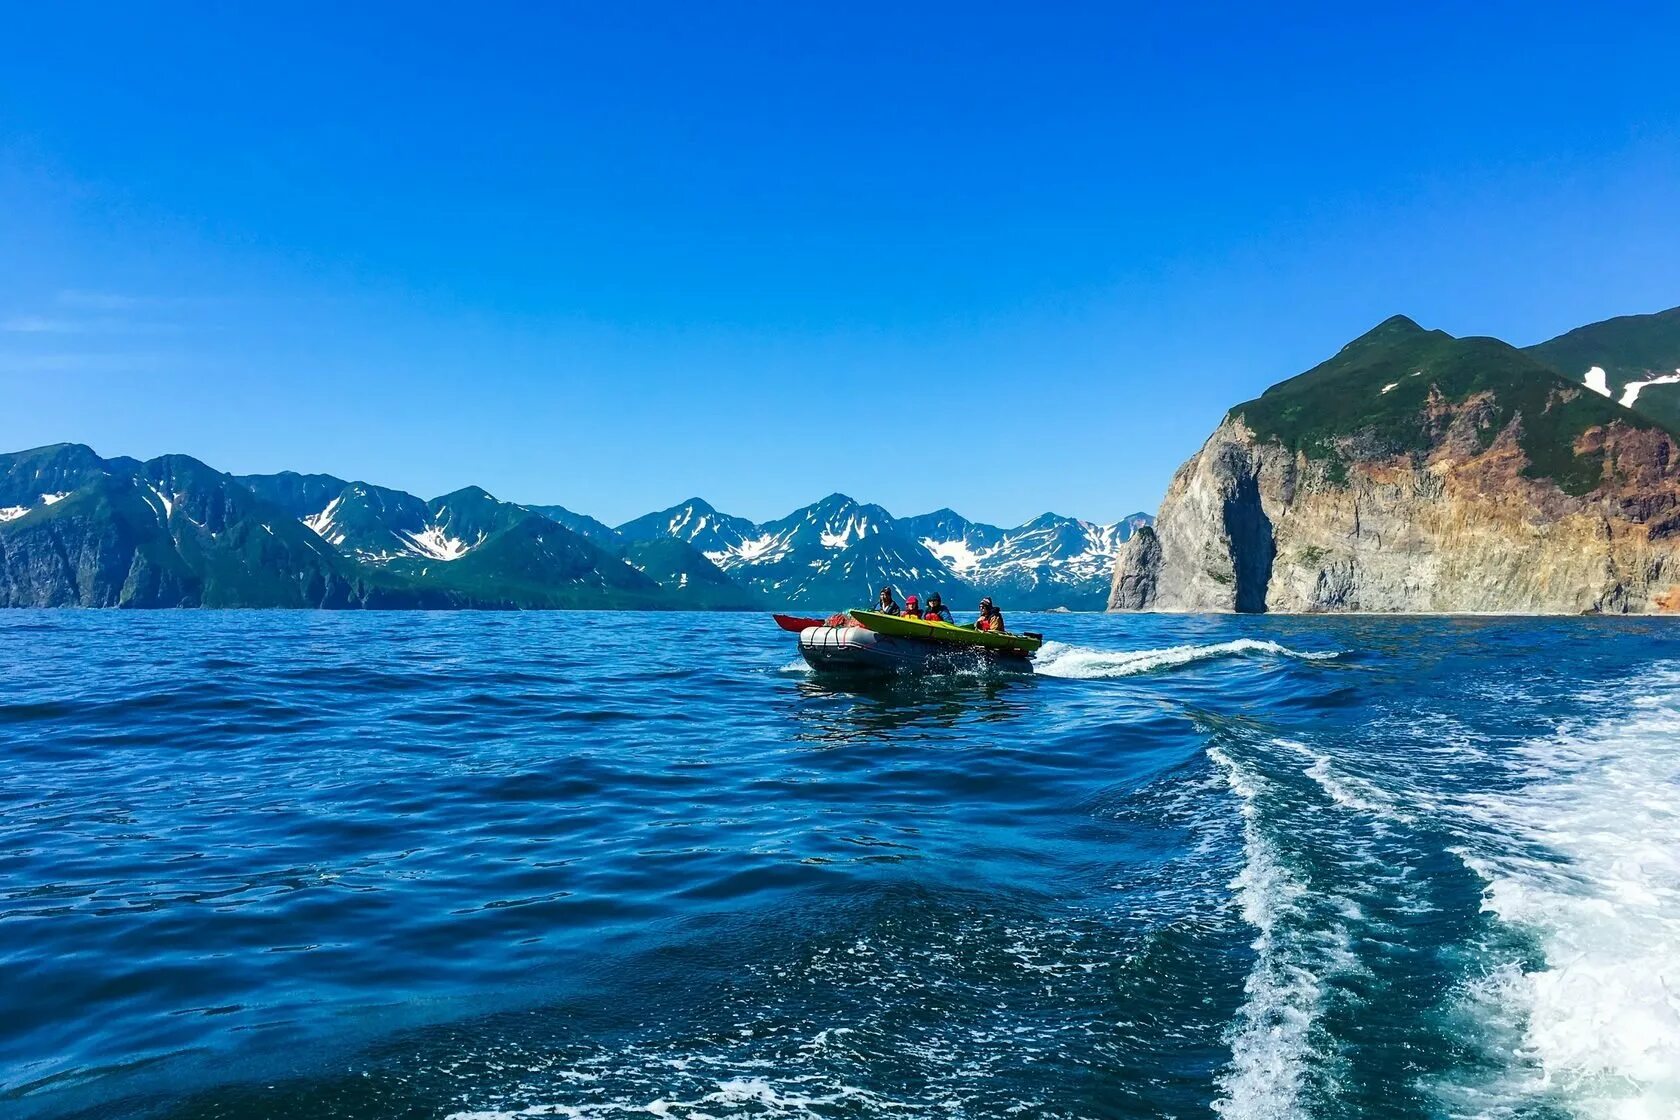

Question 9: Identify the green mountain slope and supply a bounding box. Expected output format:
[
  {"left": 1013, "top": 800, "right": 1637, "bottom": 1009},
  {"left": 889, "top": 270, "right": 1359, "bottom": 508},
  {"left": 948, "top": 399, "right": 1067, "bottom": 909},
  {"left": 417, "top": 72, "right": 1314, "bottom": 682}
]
[
  {"left": 0, "top": 449, "right": 438, "bottom": 607},
  {"left": 1232, "top": 315, "right": 1659, "bottom": 495},
  {"left": 234, "top": 474, "right": 696, "bottom": 609},
  {"left": 407, "top": 510, "right": 670, "bottom": 609},
  {"left": 301, "top": 482, "right": 436, "bottom": 560},
  {"left": 620, "top": 538, "right": 764, "bottom": 609},
  {"left": 529, "top": 502, "right": 762, "bottom": 607},
  {"left": 299, "top": 482, "right": 678, "bottom": 608},
  {"left": 1525, "top": 306, "right": 1680, "bottom": 433}
]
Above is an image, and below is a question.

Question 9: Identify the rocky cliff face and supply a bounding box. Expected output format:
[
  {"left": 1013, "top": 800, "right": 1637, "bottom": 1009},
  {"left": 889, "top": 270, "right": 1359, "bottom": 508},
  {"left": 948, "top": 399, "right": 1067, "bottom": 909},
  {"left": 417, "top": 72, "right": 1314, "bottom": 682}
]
[{"left": 1113, "top": 316, "right": 1680, "bottom": 614}]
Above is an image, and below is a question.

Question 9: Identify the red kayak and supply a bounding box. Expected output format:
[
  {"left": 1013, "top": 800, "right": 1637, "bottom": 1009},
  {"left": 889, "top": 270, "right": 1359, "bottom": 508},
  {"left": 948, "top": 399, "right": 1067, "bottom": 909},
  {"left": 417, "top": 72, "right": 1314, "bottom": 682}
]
[{"left": 773, "top": 614, "right": 827, "bottom": 633}]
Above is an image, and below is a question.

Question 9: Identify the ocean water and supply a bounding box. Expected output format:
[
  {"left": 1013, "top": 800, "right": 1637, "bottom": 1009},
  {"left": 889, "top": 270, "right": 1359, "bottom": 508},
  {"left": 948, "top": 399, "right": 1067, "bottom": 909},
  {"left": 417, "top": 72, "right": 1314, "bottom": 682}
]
[{"left": 3, "top": 611, "right": 1679, "bottom": 1120}]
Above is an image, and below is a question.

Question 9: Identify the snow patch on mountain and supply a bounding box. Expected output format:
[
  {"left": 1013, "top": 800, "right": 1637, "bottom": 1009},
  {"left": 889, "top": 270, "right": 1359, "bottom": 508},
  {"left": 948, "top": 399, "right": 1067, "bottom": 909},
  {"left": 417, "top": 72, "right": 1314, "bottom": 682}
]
[
  {"left": 303, "top": 495, "right": 345, "bottom": 544},
  {"left": 138, "top": 483, "right": 175, "bottom": 525},
  {"left": 0, "top": 491, "right": 74, "bottom": 522},
  {"left": 1620, "top": 371, "right": 1680, "bottom": 408},
  {"left": 820, "top": 514, "right": 877, "bottom": 549},
  {"left": 723, "top": 531, "right": 793, "bottom": 568},
  {"left": 666, "top": 507, "right": 711, "bottom": 540},
  {"left": 402, "top": 526, "right": 475, "bottom": 562},
  {"left": 922, "top": 537, "right": 982, "bottom": 574},
  {"left": 1579, "top": 364, "right": 1680, "bottom": 409}
]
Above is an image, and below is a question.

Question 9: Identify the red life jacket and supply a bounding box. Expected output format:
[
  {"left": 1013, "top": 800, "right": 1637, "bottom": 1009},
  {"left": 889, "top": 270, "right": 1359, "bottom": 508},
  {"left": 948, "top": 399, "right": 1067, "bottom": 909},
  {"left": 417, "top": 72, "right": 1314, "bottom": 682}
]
[{"left": 978, "top": 614, "right": 1002, "bottom": 631}]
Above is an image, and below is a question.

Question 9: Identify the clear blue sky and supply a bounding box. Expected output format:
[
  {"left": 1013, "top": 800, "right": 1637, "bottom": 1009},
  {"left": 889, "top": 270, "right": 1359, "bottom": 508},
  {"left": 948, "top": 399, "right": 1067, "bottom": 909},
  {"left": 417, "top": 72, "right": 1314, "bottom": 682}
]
[{"left": 2, "top": 3, "right": 1676, "bottom": 526}]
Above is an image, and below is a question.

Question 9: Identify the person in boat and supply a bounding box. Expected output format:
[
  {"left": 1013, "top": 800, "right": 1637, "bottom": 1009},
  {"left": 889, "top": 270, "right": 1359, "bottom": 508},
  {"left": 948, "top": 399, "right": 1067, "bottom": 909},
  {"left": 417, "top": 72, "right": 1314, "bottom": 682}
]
[
  {"left": 876, "top": 586, "right": 902, "bottom": 615},
  {"left": 923, "top": 593, "right": 954, "bottom": 623},
  {"left": 902, "top": 594, "right": 923, "bottom": 619},
  {"left": 976, "top": 597, "right": 1006, "bottom": 632}
]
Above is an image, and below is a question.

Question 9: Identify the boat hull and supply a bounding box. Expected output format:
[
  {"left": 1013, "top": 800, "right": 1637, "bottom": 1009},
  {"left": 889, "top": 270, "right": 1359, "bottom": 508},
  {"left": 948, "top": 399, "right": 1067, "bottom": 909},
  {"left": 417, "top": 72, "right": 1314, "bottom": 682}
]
[{"left": 797, "top": 625, "right": 1032, "bottom": 674}]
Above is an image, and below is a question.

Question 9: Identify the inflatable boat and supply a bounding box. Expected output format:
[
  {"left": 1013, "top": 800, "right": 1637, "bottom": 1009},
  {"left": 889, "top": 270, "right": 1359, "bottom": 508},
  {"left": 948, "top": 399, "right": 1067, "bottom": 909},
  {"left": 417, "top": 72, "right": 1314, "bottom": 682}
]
[{"left": 790, "top": 609, "right": 1042, "bottom": 673}]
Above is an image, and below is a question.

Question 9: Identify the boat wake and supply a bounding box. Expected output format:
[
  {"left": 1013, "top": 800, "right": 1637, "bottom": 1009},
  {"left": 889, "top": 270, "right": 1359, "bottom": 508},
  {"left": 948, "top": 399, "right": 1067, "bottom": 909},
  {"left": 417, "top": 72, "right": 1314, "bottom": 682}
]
[
  {"left": 1034, "top": 638, "right": 1339, "bottom": 680},
  {"left": 1205, "top": 742, "right": 1378, "bottom": 1119},
  {"left": 1189, "top": 665, "right": 1680, "bottom": 1119},
  {"left": 1207, "top": 746, "right": 1328, "bottom": 1119},
  {"left": 1442, "top": 668, "right": 1680, "bottom": 1118}
]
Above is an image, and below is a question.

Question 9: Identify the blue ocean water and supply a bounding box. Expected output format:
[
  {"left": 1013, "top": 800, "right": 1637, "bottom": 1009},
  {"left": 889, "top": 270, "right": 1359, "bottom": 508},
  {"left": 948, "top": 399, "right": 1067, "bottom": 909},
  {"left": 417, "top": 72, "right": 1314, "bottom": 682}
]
[{"left": 3, "top": 611, "right": 1679, "bottom": 1120}]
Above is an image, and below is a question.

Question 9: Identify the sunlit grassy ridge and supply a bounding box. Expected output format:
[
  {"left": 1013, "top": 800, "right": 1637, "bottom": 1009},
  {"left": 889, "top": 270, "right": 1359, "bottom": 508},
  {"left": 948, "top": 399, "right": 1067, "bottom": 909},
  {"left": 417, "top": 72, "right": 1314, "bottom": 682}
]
[{"left": 1232, "top": 315, "right": 1666, "bottom": 495}]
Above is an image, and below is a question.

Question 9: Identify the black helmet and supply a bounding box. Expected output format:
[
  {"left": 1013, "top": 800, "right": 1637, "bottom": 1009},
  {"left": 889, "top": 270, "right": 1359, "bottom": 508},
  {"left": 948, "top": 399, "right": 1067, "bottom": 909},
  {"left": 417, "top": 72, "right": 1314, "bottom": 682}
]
[{"left": 928, "top": 593, "right": 942, "bottom": 605}]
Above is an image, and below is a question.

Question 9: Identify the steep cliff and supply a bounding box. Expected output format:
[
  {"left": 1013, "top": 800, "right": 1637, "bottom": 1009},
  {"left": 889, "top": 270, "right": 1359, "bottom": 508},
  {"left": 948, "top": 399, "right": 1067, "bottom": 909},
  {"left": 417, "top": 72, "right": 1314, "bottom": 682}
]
[{"left": 1111, "top": 316, "right": 1680, "bottom": 613}]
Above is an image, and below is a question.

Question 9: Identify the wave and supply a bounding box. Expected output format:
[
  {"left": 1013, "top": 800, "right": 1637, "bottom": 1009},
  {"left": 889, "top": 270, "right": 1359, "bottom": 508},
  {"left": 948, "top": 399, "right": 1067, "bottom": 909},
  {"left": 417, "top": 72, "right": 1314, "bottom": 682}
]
[
  {"left": 1445, "top": 669, "right": 1680, "bottom": 1118},
  {"left": 1035, "top": 638, "right": 1339, "bottom": 680}
]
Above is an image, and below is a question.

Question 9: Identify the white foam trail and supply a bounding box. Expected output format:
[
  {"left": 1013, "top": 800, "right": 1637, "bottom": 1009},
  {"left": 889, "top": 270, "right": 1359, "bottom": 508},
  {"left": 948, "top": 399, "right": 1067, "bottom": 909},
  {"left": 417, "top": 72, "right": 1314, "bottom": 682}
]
[
  {"left": 1452, "top": 671, "right": 1680, "bottom": 1119},
  {"left": 1034, "top": 639, "right": 1338, "bottom": 680},
  {"left": 448, "top": 1073, "right": 917, "bottom": 1118},
  {"left": 1207, "top": 746, "right": 1325, "bottom": 1120}
]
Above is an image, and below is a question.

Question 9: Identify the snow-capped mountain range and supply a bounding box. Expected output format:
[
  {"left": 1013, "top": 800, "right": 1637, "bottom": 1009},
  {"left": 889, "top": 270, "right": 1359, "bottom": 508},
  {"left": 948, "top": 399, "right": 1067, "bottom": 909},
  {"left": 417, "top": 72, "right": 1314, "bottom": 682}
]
[
  {"left": 263, "top": 479, "right": 1150, "bottom": 609},
  {"left": 238, "top": 473, "right": 757, "bottom": 610},
  {"left": 618, "top": 494, "right": 1152, "bottom": 610},
  {"left": 0, "top": 441, "right": 1145, "bottom": 610}
]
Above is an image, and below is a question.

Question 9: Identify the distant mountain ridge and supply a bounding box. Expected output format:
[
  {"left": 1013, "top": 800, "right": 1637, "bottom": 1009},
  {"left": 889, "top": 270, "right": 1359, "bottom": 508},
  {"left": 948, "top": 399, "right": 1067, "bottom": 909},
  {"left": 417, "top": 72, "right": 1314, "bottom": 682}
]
[
  {"left": 236, "top": 475, "right": 756, "bottom": 610},
  {"left": 1, "top": 443, "right": 1139, "bottom": 610},
  {"left": 619, "top": 495, "right": 1151, "bottom": 609},
  {"left": 1, "top": 446, "right": 428, "bottom": 609},
  {"left": 902, "top": 507, "right": 1153, "bottom": 605}
]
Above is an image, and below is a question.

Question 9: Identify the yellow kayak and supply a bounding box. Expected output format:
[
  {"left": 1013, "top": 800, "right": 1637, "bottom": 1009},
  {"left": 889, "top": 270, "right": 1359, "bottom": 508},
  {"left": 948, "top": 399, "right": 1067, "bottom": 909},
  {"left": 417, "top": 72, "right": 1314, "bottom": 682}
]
[{"left": 848, "top": 610, "right": 1043, "bottom": 655}]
